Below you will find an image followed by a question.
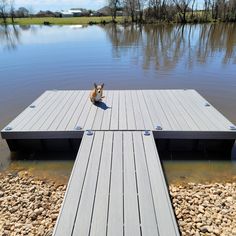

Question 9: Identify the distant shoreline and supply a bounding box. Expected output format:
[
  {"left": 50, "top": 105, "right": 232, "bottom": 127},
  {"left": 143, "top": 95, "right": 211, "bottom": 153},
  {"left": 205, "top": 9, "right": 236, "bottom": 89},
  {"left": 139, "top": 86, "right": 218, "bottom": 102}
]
[{"left": 0, "top": 16, "right": 234, "bottom": 26}]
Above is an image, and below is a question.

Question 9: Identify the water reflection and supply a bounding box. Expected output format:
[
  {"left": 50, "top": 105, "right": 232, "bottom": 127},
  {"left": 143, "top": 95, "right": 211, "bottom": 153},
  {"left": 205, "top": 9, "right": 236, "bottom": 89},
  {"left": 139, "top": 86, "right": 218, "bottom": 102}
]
[
  {"left": 102, "top": 23, "right": 236, "bottom": 69},
  {"left": 0, "top": 25, "right": 21, "bottom": 51}
]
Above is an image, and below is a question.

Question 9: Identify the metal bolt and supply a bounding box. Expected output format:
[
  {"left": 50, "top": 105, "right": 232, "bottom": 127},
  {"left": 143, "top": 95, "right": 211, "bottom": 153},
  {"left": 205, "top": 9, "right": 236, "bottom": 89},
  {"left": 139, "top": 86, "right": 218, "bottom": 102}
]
[
  {"left": 29, "top": 105, "right": 36, "bottom": 108},
  {"left": 144, "top": 130, "right": 150, "bottom": 136},
  {"left": 5, "top": 126, "right": 12, "bottom": 131},
  {"left": 229, "top": 125, "right": 236, "bottom": 130},
  {"left": 74, "top": 126, "right": 82, "bottom": 131},
  {"left": 205, "top": 102, "right": 210, "bottom": 107},
  {"left": 86, "top": 130, "right": 93, "bottom": 135},
  {"left": 156, "top": 125, "right": 162, "bottom": 130}
]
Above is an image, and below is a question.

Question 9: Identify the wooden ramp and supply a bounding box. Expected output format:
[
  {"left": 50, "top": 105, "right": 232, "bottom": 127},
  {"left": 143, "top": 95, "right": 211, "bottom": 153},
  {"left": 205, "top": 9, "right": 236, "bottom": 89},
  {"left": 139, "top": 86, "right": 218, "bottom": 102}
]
[{"left": 53, "top": 131, "right": 179, "bottom": 236}]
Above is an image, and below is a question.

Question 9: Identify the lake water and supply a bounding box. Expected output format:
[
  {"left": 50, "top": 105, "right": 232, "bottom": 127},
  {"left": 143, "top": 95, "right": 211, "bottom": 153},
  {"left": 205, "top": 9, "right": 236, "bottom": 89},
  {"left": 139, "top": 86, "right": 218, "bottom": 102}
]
[{"left": 0, "top": 23, "right": 236, "bottom": 184}]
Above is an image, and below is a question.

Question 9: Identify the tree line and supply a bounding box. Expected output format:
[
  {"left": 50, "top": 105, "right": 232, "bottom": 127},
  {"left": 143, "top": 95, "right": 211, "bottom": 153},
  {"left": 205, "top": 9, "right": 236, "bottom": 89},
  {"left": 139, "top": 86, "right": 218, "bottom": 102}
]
[
  {"left": 108, "top": 0, "right": 236, "bottom": 23},
  {"left": 0, "top": 0, "right": 32, "bottom": 24}
]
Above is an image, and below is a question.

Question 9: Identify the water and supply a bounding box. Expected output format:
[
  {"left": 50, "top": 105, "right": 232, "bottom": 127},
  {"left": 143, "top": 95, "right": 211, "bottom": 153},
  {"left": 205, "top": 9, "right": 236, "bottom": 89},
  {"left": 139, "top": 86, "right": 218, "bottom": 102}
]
[{"left": 0, "top": 23, "right": 236, "bottom": 184}]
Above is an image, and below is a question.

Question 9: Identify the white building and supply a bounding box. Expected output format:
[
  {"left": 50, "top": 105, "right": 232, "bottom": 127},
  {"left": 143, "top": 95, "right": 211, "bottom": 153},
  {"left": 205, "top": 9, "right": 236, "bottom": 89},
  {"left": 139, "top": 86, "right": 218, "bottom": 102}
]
[{"left": 60, "top": 9, "right": 83, "bottom": 17}]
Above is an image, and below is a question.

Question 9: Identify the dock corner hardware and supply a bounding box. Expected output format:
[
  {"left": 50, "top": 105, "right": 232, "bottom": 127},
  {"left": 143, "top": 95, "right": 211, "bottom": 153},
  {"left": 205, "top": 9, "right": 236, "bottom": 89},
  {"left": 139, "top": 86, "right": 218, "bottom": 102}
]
[
  {"left": 86, "top": 130, "right": 93, "bottom": 136},
  {"left": 74, "top": 126, "right": 82, "bottom": 131},
  {"left": 156, "top": 125, "right": 162, "bottom": 130}
]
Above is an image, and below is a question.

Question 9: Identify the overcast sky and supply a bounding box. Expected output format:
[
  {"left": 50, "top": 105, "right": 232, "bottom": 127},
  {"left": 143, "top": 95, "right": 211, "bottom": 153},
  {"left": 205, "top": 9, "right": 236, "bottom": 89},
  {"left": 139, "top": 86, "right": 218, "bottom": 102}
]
[
  {"left": 14, "top": 0, "right": 106, "bottom": 12},
  {"left": 14, "top": 0, "right": 204, "bottom": 12}
]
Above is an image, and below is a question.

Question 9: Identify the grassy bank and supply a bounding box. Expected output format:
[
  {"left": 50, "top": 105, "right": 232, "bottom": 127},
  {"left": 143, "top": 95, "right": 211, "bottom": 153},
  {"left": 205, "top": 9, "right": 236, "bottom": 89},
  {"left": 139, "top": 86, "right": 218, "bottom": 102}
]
[{"left": 1, "top": 16, "right": 124, "bottom": 25}]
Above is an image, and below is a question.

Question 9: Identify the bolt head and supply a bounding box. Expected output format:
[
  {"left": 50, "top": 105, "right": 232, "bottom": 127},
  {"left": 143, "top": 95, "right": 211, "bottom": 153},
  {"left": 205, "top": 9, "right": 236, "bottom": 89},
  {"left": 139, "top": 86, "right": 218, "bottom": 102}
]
[
  {"left": 74, "top": 126, "right": 82, "bottom": 131},
  {"left": 144, "top": 130, "right": 150, "bottom": 136},
  {"left": 156, "top": 125, "right": 162, "bottom": 130},
  {"left": 86, "top": 130, "right": 93, "bottom": 135},
  {"left": 29, "top": 105, "right": 36, "bottom": 108},
  {"left": 5, "top": 126, "right": 12, "bottom": 131},
  {"left": 229, "top": 125, "right": 236, "bottom": 130},
  {"left": 205, "top": 102, "right": 210, "bottom": 107}
]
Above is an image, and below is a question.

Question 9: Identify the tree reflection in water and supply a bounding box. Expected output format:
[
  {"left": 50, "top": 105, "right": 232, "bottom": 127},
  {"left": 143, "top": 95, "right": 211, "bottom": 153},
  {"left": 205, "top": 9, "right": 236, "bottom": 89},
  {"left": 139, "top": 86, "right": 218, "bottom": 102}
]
[
  {"left": 0, "top": 24, "right": 22, "bottom": 51},
  {"left": 102, "top": 23, "right": 236, "bottom": 70}
]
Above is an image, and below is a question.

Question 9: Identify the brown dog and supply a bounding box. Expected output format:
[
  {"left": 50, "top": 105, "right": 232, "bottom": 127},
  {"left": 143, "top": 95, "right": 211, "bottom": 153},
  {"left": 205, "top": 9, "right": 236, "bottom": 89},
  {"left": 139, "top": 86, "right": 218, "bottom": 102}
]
[{"left": 90, "top": 83, "right": 105, "bottom": 104}]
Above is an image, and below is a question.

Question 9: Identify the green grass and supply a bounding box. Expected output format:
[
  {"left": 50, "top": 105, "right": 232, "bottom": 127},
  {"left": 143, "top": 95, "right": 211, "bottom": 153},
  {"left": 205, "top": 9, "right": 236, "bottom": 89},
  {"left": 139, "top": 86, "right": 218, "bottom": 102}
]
[{"left": 1, "top": 16, "right": 124, "bottom": 25}]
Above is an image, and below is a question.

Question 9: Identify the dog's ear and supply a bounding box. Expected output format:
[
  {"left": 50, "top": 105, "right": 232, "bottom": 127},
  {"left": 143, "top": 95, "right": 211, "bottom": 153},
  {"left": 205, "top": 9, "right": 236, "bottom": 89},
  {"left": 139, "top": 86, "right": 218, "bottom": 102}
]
[
  {"left": 94, "top": 83, "right": 97, "bottom": 89},
  {"left": 101, "top": 83, "right": 104, "bottom": 88}
]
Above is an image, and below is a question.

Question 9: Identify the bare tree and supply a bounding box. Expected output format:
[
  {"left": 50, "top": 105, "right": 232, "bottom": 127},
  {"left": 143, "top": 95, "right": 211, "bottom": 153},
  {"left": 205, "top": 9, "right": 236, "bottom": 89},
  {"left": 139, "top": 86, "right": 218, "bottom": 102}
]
[
  {"left": 108, "top": 0, "right": 121, "bottom": 21},
  {"left": 9, "top": 0, "right": 15, "bottom": 23},
  {"left": 0, "top": 0, "right": 8, "bottom": 24},
  {"left": 123, "top": 0, "right": 137, "bottom": 22},
  {"left": 172, "top": 0, "right": 192, "bottom": 23}
]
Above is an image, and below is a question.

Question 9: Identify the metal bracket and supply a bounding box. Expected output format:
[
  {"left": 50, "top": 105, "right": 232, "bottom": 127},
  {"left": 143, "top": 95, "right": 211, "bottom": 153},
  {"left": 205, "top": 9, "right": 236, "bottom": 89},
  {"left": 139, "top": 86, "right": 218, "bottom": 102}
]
[
  {"left": 5, "top": 126, "right": 12, "bottom": 131},
  {"left": 74, "top": 126, "right": 82, "bottom": 131},
  {"left": 229, "top": 125, "right": 236, "bottom": 130},
  {"left": 144, "top": 130, "right": 150, "bottom": 136},
  {"left": 86, "top": 130, "right": 93, "bottom": 136},
  {"left": 29, "top": 105, "right": 36, "bottom": 108},
  {"left": 205, "top": 102, "right": 210, "bottom": 107},
  {"left": 156, "top": 124, "right": 162, "bottom": 130}
]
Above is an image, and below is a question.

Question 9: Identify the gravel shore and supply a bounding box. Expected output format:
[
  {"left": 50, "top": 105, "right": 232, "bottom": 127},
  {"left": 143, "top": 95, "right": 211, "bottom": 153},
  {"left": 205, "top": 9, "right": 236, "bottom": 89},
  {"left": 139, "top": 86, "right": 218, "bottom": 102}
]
[
  {"left": 1, "top": 170, "right": 236, "bottom": 236},
  {"left": 0, "top": 171, "right": 66, "bottom": 236},
  {"left": 169, "top": 182, "right": 236, "bottom": 236}
]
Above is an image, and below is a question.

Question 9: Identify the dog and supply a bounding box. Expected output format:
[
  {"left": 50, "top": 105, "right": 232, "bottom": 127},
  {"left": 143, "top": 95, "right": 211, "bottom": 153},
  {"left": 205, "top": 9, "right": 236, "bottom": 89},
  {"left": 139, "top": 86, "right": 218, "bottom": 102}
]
[{"left": 90, "top": 83, "right": 105, "bottom": 104}]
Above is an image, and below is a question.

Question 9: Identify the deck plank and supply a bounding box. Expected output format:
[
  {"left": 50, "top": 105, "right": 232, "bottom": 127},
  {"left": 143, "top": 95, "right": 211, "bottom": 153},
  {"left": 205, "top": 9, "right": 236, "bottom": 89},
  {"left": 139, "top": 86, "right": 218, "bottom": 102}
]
[
  {"left": 133, "top": 132, "right": 159, "bottom": 236},
  {"left": 66, "top": 91, "right": 90, "bottom": 130},
  {"left": 101, "top": 90, "right": 113, "bottom": 130},
  {"left": 40, "top": 91, "right": 77, "bottom": 131},
  {"left": 21, "top": 91, "right": 66, "bottom": 131},
  {"left": 90, "top": 132, "right": 113, "bottom": 236},
  {"left": 72, "top": 132, "right": 104, "bottom": 236},
  {"left": 49, "top": 91, "right": 80, "bottom": 131},
  {"left": 110, "top": 90, "right": 119, "bottom": 130},
  {"left": 107, "top": 131, "right": 123, "bottom": 236},
  {"left": 4, "top": 91, "right": 51, "bottom": 130},
  {"left": 154, "top": 90, "right": 181, "bottom": 130},
  {"left": 83, "top": 97, "right": 98, "bottom": 130},
  {"left": 188, "top": 90, "right": 233, "bottom": 130},
  {"left": 123, "top": 132, "right": 141, "bottom": 236},
  {"left": 131, "top": 91, "right": 145, "bottom": 130},
  {"left": 53, "top": 132, "right": 94, "bottom": 236},
  {"left": 119, "top": 90, "right": 127, "bottom": 130},
  {"left": 30, "top": 91, "right": 71, "bottom": 131},
  {"left": 136, "top": 90, "right": 153, "bottom": 130},
  {"left": 56, "top": 91, "right": 85, "bottom": 130},
  {"left": 161, "top": 90, "right": 192, "bottom": 130},
  {"left": 171, "top": 90, "right": 209, "bottom": 131},
  {"left": 142, "top": 90, "right": 172, "bottom": 130},
  {"left": 92, "top": 91, "right": 110, "bottom": 130},
  {"left": 143, "top": 133, "right": 180, "bottom": 236},
  {"left": 74, "top": 92, "right": 93, "bottom": 130},
  {"left": 125, "top": 90, "right": 136, "bottom": 130}
]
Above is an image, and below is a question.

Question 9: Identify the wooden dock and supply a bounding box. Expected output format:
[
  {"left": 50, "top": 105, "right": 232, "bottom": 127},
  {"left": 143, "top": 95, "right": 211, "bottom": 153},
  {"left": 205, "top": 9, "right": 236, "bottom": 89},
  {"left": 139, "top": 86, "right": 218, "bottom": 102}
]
[{"left": 1, "top": 89, "right": 236, "bottom": 236}]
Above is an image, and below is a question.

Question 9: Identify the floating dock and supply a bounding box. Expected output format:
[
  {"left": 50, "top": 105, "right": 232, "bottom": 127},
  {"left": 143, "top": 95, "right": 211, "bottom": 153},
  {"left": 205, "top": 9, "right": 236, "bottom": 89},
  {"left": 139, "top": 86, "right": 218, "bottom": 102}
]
[{"left": 1, "top": 89, "right": 236, "bottom": 236}]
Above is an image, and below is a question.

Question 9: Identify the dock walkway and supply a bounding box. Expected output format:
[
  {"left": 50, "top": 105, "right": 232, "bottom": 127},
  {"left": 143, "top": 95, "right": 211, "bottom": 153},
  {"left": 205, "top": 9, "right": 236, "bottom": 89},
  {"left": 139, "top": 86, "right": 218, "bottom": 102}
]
[
  {"left": 1, "top": 89, "right": 236, "bottom": 236},
  {"left": 53, "top": 131, "right": 179, "bottom": 236}
]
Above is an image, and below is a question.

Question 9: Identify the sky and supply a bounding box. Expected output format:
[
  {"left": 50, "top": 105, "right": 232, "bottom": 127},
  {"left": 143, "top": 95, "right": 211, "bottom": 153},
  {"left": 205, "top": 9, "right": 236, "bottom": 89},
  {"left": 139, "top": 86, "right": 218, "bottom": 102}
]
[
  {"left": 14, "top": 0, "right": 107, "bottom": 12},
  {"left": 14, "top": 0, "right": 204, "bottom": 12}
]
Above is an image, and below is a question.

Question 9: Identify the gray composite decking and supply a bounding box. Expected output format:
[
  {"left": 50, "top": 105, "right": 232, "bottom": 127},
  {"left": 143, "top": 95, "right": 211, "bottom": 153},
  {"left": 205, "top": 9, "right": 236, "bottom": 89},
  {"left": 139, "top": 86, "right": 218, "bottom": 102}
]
[
  {"left": 53, "top": 131, "right": 179, "bottom": 236},
  {"left": 1, "top": 89, "right": 236, "bottom": 236},
  {"left": 1, "top": 90, "right": 236, "bottom": 139}
]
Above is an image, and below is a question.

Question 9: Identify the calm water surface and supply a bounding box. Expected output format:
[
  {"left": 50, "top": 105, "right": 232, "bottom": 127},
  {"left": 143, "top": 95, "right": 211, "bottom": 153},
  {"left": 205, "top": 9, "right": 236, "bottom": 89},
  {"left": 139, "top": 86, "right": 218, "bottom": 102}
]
[{"left": 0, "top": 23, "right": 236, "bottom": 184}]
